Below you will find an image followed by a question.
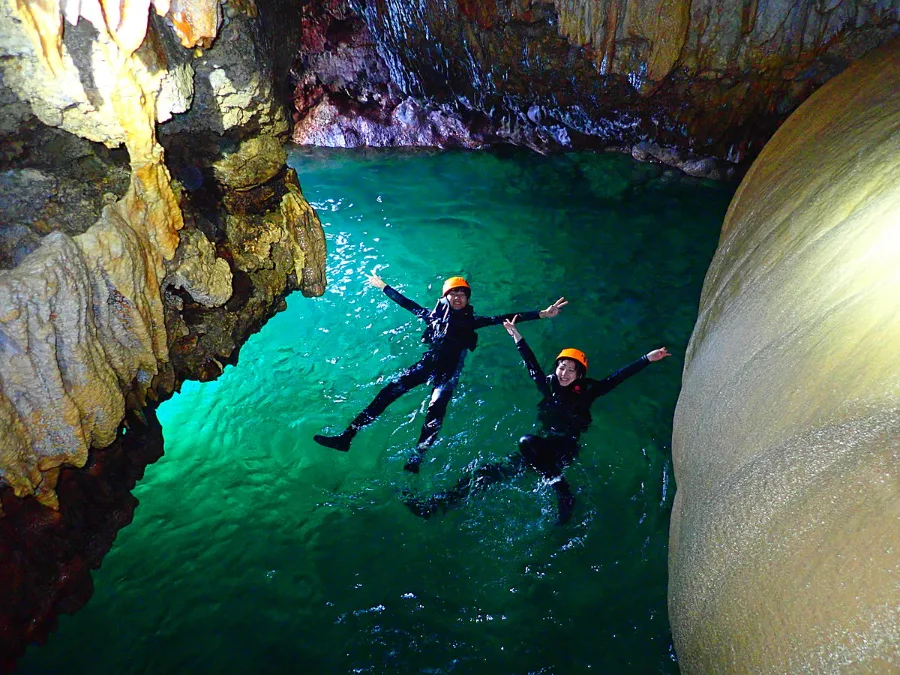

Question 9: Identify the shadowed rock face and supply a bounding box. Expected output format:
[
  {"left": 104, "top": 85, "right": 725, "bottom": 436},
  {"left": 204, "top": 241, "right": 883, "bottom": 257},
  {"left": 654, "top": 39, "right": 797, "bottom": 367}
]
[
  {"left": 284, "top": 0, "right": 898, "bottom": 170},
  {"left": 669, "top": 38, "right": 900, "bottom": 672},
  {"left": 0, "top": 409, "right": 164, "bottom": 671}
]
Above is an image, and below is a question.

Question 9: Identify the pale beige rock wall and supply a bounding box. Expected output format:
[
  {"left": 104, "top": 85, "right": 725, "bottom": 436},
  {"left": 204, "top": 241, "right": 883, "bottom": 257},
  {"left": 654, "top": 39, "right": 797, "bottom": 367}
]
[
  {"left": 669, "top": 38, "right": 900, "bottom": 672},
  {"left": 554, "top": 0, "right": 895, "bottom": 82},
  {"left": 0, "top": 0, "right": 182, "bottom": 505},
  {"left": 0, "top": 0, "right": 306, "bottom": 509}
]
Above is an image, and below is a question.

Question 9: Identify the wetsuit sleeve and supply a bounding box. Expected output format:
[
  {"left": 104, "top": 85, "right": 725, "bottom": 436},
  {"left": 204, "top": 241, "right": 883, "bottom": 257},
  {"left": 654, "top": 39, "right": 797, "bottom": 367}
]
[
  {"left": 383, "top": 285, "right": 429, "bottom": 320},
  {"left": 472, "top": 309, "right": 542, "bottom": 329},
  {"left": 516, "top": 338, "right": 552, "bottom": 398},
  {"left": 589, "top": 355, "right": 651, "bottom": 400}
]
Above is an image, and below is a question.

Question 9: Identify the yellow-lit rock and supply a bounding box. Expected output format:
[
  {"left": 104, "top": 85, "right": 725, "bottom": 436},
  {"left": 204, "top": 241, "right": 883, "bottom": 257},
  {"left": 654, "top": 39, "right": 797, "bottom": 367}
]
[
  {"left": 213, "top": 134, "right": 287, "bottom": 191},
  {"left": 166, "top": 229, "right": 234, "bottom": 307},
  {"left": 669, "top": 38, "right": 900, "bottom": 672},
  {"left": 282, "top": 171, "right": 327, "bottom": 297},
  {"left": 0, "top": 222, "right": 162, "bottom": 498},
  {"left": 0, "top": 0, "right": 188, "bottom": 502}
]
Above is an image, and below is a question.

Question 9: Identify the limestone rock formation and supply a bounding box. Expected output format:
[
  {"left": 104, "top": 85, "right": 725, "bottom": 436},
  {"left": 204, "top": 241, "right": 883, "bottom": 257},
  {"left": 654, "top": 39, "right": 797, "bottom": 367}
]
[
  {"left": 0, "top": 0, "right": 184, "bottom": 506},
  {"left": 0, "top": 0, "right": 325, "bottom": 507},
  {"left": 0, "top": 0, "right": 325, "bottom": 663},
  {"left": 287, "top": 0, "right": 898, "bottom": 170},
  {"left": 166, "top": 228, "right": 234, "bottom": 307},
  {"left": 163, "top": 165, "right": 326, "bottom": 383},
  {"left": 669, "top": 38, "right": 900, "bottom": 671}
]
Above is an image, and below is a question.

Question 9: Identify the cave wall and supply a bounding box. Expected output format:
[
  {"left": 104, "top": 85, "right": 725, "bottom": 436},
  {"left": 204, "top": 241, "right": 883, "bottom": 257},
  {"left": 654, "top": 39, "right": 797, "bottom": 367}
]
[
  {"left": 0, "top": 0, "right": 326, "bottom": 506},
  {"left": 669, "top": 37, "right": 899, "bottom": 672},
  {"left": 0, "top": 0, "right": 188, "bottom": 507},
  {"left": 0, "top": 0, "right": 326, "bottom": 663},
  {"left": 288, "top": 0, "right": 899, "bottom": 167}
]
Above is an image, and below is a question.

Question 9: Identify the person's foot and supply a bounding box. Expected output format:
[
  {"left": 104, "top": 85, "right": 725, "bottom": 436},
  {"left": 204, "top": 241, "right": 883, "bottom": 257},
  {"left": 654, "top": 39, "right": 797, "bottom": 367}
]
[
  {"left": 403, "top": 454, "right": 422, "bottom": 474},
  {"left": 403, "top": 497, "right": 434, "bottom": 520},
  {"left": 313, "top": 431, "right": 353, "bottom": 452}
]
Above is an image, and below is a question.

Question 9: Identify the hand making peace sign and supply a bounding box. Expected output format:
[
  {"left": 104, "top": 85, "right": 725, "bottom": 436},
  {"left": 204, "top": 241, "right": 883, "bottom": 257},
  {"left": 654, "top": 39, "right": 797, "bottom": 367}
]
[
  {"left": 539, "top": 297, "right": 568, "bottom": 319},
  {"left": 503, "top": 315, "right": 523, "bottom": 342}
]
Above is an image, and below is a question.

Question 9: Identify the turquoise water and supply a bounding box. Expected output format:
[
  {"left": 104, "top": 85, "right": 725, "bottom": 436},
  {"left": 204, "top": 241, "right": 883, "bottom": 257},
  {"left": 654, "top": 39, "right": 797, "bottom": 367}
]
[{"left": 21, "top": 149, "right": 732, "bottom": 674}]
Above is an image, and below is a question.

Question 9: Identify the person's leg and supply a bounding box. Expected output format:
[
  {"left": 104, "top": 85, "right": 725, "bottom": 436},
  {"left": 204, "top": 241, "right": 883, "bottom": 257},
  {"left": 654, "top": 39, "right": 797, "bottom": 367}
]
[
  {"left": 518, "top": 434, "right": 561, "bottom": 476},
  {"left": 314, "top": 357, "right": 431, "bottom": 451},
  {"left": 403, "top": 355, "right": 464, "bottom": 472},
  {"left": 403, "top": 383, "right": 455, "bottom": 472},
  {"left": 404, "top": 455, "right": 526, "bottom": 519},
  {"left": 518, "top": 434, "right": 578, "bottom": 524},
  {"left": 551, "top": 477, "right": 575, "bottom": 525}
]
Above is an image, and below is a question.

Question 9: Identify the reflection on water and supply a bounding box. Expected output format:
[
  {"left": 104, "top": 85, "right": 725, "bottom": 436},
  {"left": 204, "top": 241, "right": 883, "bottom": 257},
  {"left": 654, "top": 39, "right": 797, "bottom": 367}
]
[{"left": 21, "top": 148, "right": 733, "bottom": 674}]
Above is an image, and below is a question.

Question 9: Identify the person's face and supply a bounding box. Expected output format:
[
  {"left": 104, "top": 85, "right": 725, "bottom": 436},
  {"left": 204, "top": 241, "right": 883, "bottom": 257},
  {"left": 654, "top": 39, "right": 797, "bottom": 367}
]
[
  {"left": 555, "top": 359, "right": 580, "bottom": 387},
  {"left": 445, "top": 288, "right": 469, "bottom": 310}
]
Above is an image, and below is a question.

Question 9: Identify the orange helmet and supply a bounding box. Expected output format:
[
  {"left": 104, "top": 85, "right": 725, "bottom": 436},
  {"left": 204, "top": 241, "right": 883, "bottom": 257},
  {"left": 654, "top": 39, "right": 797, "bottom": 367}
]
[
  {"left": 442, "top": 276, "right": 470, "bottom": 296},
  {"left": 556, "top": 348, "right": 588, "bottom": 373}
]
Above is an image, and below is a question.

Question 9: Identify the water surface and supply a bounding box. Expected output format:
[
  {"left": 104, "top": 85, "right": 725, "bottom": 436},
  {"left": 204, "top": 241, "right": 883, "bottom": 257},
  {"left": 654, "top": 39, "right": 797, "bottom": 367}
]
[{"left": 21, "top": 148, "right": 733, "bottom": 674}]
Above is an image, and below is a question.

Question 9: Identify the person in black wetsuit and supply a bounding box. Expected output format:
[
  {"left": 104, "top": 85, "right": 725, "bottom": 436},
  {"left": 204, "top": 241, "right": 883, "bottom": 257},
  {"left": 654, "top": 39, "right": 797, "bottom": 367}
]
[
  {"left": 314, "top": 274, "right": 568, "bottom": 473},
  {"left": 405, "top": 315, "right": 670, "bottom": 522}
]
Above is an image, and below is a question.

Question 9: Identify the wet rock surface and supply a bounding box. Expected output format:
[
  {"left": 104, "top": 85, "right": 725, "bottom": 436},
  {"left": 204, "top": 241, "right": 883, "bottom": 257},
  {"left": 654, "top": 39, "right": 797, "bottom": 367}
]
[
  {"left": 286, "top": 0, "right": 898, "bottom": 175},
  {"left": 0, "top": 0, "right": 325, "bottom": 666},
  {"left": 162, "top": 164, "right": 326, "bottom": 385},
  {"left": 0, "top": 130, "right": 130, "bottom": 269}
]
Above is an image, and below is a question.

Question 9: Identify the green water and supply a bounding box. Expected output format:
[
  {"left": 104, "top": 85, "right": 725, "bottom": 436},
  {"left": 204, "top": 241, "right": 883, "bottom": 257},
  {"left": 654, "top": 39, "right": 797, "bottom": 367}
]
[{"left": 21, "top": 149, "right": 732, "bottom": 674}]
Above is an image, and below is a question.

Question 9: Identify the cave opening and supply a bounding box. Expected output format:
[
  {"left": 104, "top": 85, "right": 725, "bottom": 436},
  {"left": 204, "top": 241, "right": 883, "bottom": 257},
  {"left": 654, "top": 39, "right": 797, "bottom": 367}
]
[{"left": 19, "top": 148, "right": 733, "bottom": 673}]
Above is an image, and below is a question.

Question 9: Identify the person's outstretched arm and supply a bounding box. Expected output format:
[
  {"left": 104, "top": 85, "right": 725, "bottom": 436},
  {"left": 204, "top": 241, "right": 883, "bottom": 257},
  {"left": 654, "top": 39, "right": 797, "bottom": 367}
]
[
  {"left": 473, "top": 297, "right": 568, "bottom": 329},
  {"left": 368, "top": 273, "right": 429, "bottom": 320},
  {"left": 590, "top": 347, "right": 671, "bottom": 398},
  {"left": 504, "top": 316, "right": 552, "bottom": 398}
]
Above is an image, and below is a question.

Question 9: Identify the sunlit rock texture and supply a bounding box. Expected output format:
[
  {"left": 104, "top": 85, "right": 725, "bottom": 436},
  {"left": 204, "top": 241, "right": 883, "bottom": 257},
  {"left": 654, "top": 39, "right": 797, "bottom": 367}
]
[
  {"left": 286, "top": 0, "right": 898, "bottom": 170},
  {"left": 669, "top": 38, "right": 900, "bottom": 672}
]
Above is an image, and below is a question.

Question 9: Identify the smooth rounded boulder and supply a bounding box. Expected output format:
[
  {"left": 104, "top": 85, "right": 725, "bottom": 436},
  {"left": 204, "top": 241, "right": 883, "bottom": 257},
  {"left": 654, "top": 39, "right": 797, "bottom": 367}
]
[{"left": 669, "top": 38, "right": 900, "bottom": 673}]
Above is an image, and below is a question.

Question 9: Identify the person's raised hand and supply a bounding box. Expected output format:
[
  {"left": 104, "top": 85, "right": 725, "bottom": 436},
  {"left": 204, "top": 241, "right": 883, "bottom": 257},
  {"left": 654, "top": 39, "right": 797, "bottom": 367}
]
[
  {"left": 367, "top": 273, "right": 387, "bottom": 290},
  {"left": 503, "top": 315, "right": 522, "bottom": 342},
  {"left": 539, "top": 297, "right": 568, "bottom": 319},
  {"left": 647, "top": 347, "right": 671, "bottom": 362}
]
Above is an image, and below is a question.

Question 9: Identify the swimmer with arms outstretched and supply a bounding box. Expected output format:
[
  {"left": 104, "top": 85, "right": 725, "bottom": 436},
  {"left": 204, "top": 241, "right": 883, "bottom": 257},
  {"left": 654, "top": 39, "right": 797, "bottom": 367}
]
[
  {"left": 314, "top": 274, "right": 567, "bottom": 473},
  {"left": 406, "top": 315, "right": 670, "bottom": 521}
]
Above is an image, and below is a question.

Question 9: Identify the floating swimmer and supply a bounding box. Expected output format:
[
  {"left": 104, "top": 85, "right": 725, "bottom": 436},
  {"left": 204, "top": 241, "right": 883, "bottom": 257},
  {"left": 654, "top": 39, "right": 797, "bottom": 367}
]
[
  {"left": 314, "top": 274, "right": 567, "bottom": 473},
  {"left": 405, "top": 315, "right": 670, "bottom": 522}
]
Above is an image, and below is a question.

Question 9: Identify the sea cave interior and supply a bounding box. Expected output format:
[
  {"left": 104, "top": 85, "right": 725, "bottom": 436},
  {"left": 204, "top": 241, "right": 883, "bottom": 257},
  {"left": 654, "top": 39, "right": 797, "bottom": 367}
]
[{"left": 0, "top": 1, "right": 898, "bottom": 673}]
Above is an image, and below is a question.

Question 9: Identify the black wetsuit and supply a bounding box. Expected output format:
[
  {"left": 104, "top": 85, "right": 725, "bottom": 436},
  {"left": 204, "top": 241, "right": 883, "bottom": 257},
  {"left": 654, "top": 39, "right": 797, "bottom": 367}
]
[
  {"left": 317, "top": 285, "right": 541, "bottom": 471},
  {"left": 406, "top": 337, "right": 650, "bottom": 521}
]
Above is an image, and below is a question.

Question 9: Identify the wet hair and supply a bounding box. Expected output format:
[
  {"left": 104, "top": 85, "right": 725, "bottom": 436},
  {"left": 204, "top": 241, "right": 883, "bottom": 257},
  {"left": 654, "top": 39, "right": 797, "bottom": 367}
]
[
  {"left": 556, "top": 358, "right": 586, "bottom": 379},
  {"left": 444, "top": 286, "right": 471, "bottom": 298}
]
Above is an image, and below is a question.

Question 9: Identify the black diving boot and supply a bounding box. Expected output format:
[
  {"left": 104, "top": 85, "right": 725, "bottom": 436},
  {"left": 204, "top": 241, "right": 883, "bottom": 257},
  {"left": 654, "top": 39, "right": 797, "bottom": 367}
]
[
  {"left": 403, "top": 495, "right": 436, "bottom": 519},
  {"left": 403, "top": 453, "right": 422, "bottom": 474},
  {"left": 313, "top": 429, "right": 355, "bottom": 452}
]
